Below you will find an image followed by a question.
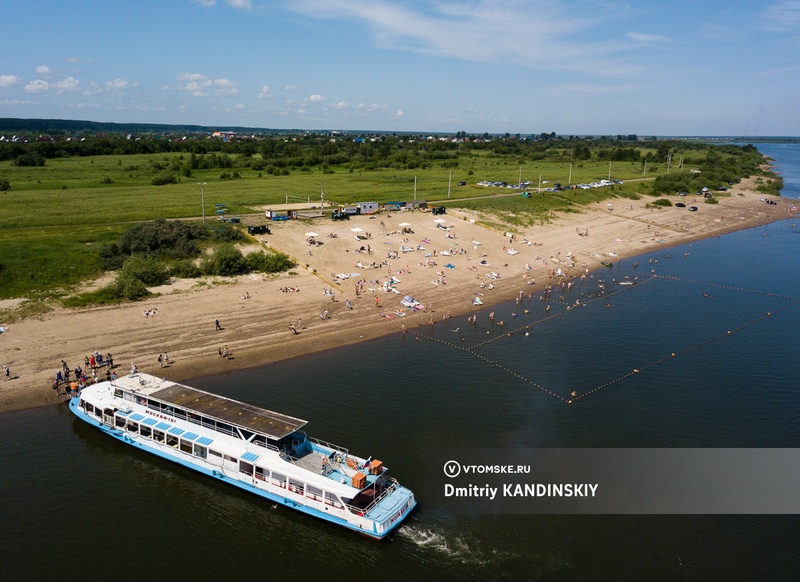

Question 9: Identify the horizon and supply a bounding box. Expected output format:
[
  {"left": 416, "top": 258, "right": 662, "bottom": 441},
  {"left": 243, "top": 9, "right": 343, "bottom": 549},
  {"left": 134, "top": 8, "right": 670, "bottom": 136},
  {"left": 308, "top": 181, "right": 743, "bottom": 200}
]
[{"left": 1, "top": 1, "right": 799, "bottom": 136}]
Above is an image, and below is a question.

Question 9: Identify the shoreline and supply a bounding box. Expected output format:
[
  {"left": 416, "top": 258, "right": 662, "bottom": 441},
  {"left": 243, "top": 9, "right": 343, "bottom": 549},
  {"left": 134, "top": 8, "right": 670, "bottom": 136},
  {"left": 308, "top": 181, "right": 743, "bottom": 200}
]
[{"left": 1, "top": 185, "right": 795, "bottom": 414}]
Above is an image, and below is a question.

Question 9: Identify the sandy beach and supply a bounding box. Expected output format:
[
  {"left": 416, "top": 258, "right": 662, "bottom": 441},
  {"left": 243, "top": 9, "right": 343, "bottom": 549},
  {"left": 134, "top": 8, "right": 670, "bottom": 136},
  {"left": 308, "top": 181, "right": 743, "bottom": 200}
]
[{"left": 0, "top": 183, "right": 794, "bottom": 413}]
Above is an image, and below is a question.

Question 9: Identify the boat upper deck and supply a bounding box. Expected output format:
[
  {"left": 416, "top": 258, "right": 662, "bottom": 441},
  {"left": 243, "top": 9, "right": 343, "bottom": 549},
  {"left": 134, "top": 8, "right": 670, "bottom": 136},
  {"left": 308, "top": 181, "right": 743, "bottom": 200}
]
[{"left": 113, "top": 374, "right": 307, "bottom": 440}]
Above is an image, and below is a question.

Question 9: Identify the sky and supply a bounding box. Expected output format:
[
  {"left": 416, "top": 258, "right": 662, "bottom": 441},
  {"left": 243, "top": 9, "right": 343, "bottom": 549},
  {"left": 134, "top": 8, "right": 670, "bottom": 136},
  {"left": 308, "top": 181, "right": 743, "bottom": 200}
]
[{"left": 1, "top": 0, "right": 799, "bottom": 136}]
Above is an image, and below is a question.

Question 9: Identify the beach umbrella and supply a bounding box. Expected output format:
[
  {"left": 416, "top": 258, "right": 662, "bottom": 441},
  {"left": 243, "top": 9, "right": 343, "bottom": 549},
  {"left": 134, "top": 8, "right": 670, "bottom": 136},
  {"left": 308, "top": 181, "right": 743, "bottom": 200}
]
[
  {"left": 305, "top": 232, "right": 319, "bottom": 237},
  {"left": 399, "top": 222, "right": 411, "bottom": 227},
  {"left": 351, "top": 227, "right": 363, "bottom": 232}
]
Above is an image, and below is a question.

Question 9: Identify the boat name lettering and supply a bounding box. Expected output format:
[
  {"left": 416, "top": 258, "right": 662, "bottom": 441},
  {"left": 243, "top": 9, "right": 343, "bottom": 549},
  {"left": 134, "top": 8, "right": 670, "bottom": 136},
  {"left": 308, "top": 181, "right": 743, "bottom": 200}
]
[{"left": 144, "top": 409, "right": 173, "bottom": 422}]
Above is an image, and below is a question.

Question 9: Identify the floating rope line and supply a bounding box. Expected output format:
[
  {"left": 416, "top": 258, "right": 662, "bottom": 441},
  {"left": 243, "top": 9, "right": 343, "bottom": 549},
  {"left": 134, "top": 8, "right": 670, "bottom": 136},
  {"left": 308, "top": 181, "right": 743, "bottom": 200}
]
[
  {"left": 653, "top": 274, "right": 800, "bottom": 303},
  {"left": 471, "top": 275, "right": 658, "bottom": 349},
  {"left": 572, "top": 303, "right": 797, "bottom": 402},
  {"left": 408, "top": 331, "right": 568, "bottom": 402},
  {"left": 406, "top": 274, "right": 797, "bottom": 405}
]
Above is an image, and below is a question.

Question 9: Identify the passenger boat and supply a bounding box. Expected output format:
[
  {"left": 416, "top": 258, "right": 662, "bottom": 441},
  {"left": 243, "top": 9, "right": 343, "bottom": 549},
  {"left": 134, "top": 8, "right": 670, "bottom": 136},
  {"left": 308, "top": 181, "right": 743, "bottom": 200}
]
[{"left": 70, "top": 373, "right": 416, "bottom": 539}]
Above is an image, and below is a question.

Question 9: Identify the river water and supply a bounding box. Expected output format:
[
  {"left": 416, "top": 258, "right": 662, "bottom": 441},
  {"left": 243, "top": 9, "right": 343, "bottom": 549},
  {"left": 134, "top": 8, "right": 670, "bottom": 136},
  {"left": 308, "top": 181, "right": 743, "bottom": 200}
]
[{"left": 2, "top": 144, "right": 799, "bottom": 581}]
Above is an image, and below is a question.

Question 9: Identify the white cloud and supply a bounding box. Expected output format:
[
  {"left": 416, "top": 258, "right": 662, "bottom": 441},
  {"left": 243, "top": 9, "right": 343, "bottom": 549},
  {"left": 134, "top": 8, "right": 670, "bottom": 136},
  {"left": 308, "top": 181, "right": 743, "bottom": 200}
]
[
  {"left": 257, "top": 85, "right": 272, "bottom": 98},
  {"left": 235, "top": 102, "right": 245, "bottom": 109},
  {"left": 331, "top": 100, "right": 349, "bottom": 109},
  {"left": 284, "top": 84, "right": 303, "bottom": 91},
  {"left": 192, "top": 0, "right": 217, "bottom": 6},
  {"left": 626, "top": 32, "right": 671, "bottom": 45},
  {"left": 35, "top": 65, "right": 51, "bottom": 75},
  {"left": 106, "top": 78, "right": 134, "bottom": 90},
  {"left": 307, "top": 94, "right": 325, "bottom": 102},
  {"left": 355, "top": 102, "right": 389, "bottom": 114},
  {"left": 287, "top": 0, "right": 632, "bottom": 74},
  {"left": 54, "top": 77, "right": 80, "bottom": 92},
  {"left": 177, "top": 72, "right": 208, "bottom": 82},
  {"left": 226, "top": 0, "right": 252, "bottom": 9},
  {"left": 173, "top": 73, "right": 239, "bottom": 97},
  {"left": 0, "top": 75, "right": 20, "bottom": 87},
  {"left": 25, "top": 80, "right": 50, "bottom": 93},
  {"left": 394, "top": 109, "right": 403, "bottom": 118},
  {"left": 759, "top": 1, "right": 800, "bottom": 32}
]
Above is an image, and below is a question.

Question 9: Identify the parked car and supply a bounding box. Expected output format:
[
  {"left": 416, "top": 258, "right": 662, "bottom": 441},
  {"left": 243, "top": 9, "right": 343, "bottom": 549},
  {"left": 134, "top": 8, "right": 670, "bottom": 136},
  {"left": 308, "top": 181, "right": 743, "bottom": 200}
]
[
  {"left": 688, "top": 206, "right": 698, "bottom": 212},
  {"left": 675, "top": 202, "right": 686, "bottom": 208}
]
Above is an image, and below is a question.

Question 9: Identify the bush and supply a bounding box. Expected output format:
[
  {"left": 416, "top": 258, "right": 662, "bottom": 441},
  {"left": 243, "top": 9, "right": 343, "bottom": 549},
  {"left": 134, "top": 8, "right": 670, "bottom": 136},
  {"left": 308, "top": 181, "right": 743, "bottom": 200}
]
[
  {"left": 0, "top": 178, "right": 10, "bottom": 191},
  {"left": 245, "top": 250, "right": 297, "bottom": 273},
  {"left": 201, "top": 244, "right": 246, "bottom": 276},
  {"left": 169, "top": 259, "right": 201, "bottom": 278},
  {"left": 114, "top": 273, "right": 150, "bottom": 300},
  {"left": 151, "top": 173, "right": 178, "bottom": 185},
  {"left": 119, "top": 255, "right": 169, "bottom": 286}
]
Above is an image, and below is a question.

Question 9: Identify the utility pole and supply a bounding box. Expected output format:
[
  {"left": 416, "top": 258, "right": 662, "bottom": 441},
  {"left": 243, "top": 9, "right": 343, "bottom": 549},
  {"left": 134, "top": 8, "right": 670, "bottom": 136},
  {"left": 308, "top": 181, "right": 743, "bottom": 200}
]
[
  {"left": 448, "top": 170, "right": 452, "bottom": 199},
  {"left": 196, "top": 182, "right": 207, "bottom": 224}
]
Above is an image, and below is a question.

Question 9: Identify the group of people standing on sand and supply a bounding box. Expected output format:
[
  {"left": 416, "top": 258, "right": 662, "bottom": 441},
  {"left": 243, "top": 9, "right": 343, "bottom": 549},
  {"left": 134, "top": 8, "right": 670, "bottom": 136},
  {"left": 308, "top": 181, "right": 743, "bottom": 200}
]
[{"left": 52, "top": 352, "right": 117, "bottom": 396}]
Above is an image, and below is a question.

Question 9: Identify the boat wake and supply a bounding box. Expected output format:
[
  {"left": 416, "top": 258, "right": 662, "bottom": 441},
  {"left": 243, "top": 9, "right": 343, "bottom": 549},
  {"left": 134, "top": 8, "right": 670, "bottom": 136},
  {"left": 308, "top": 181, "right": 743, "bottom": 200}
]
[{"left": 396, "top": 524, "right": 496, "bottom": 566}]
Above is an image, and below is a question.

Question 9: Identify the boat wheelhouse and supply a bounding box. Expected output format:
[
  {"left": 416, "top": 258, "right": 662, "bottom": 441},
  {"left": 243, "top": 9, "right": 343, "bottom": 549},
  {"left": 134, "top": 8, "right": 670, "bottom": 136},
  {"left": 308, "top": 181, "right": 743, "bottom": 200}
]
[{"left": 70, "top": 373, "right": 416, "bottom": 538}]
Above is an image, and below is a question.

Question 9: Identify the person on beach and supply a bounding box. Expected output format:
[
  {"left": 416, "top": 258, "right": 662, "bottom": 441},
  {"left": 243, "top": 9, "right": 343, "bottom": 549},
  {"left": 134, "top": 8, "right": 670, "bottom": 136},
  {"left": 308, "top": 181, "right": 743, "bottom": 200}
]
[
  {"left": 4, "top": 365, "right": 10, "bottom": 381},
  {"left": 215, "top": 318, "right": 221, "bottom": 331}
]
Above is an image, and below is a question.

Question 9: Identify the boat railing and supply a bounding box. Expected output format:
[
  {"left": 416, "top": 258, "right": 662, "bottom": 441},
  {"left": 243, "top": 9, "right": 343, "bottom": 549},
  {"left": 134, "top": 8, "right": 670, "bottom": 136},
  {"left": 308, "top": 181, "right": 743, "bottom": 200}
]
[
  {"left": 307, "top": 436, "right": 349, "bottom": 457},
  {"left": 345, "top": 477, "right": 400, "bottom": 517},
  {"left": 279, "top": 449, "right": 335, "bottom": 477}
]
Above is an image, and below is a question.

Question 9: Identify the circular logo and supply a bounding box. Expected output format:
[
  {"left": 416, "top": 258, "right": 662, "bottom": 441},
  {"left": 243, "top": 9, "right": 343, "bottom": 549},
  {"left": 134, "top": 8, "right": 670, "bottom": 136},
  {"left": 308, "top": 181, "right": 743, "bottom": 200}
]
[{"left": 443, "top": 460, "right": 461, "bottom": 478}]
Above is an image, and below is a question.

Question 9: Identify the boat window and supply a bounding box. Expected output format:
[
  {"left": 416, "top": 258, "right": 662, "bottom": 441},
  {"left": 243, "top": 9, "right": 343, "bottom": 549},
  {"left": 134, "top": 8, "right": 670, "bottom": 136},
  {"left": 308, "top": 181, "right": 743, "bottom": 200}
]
[
  {"left": 153, "top": 430, "right": 165, "bottom": 443},
  {"left": 84, "top": 402, "right": 94, "bottom": 414},
  {"left": 306, "top": 485, "right": 323, "bottom": 501},
  {"left": 223, "top": 454, "right": 237, "bottom": 464},
  {"left": 209, "top": 449, "right": 222, "bottom": 459},
  {"left": 240, "top": 461, "right": 254, "bottom": 476},
  {"left": 114, "top": 388, "right": 123, "bottom": 398},
  {"left": 167, "top": 434, "right": 179, "bottom": 448},
  {"left": 216, "top": 422, "right": 234, "bottom": 436},
  {"left": 123, "top": 391, "right": 134, "bottom": 402},
  {"left": 252, "top": 434, "right": 267, "bottom": 447},
  {"left": 179, "top": 439, "right": 193, "bottom": 454},
  {"left": 324, "top": 491, "right": 344, "bottom": 508},
  {"left": 147, "top": 400, "right": 160, "bottom": 412},
  {"left": 271, "top": 472, "right": 286, "bottom": 488},
  {"left": 288, "top": 479, "right": 305, "bottom": 496},
  {"left": 201, "top": 417, "right": 215, "bottom": 430},
  {"left": 193, "top": 444, "right": 207, "bottom": 459},
  {"left": 255, "top": 466, "right": 268, "bottom": 481},
  {"left": 173, "top": 407, "right": 187, "bottom": 420},
  {"left": 140, "top": 425, "right": 152, "bottom": 439},
  {"left": 239, "top": 429, "right": 254, "bottom": 442},
  {"left": 135, "top": 396, "right": 147, "bottom": 406},
  {"left": 187, "top": 412, "right": 201, "bottom": 426},
  {"left": 115, "top": 416, "right": 126, "bottom": 428},
  {"left": 127, "top": 421, "right": 139, "bottom": 433}
]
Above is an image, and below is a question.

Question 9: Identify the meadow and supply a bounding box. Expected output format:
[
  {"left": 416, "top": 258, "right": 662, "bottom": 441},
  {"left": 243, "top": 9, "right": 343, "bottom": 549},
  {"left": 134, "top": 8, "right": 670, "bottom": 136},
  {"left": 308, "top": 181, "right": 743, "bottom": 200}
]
[{"left": 0, "top": 144, "right": 728, "bottom": 303}]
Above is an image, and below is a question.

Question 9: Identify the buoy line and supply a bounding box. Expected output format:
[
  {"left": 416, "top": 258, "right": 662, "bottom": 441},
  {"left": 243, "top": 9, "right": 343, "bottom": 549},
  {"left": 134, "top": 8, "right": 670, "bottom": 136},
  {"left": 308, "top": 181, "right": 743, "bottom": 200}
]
[{"left": 405, "top": 274, "right": 795, "bottom": 405}]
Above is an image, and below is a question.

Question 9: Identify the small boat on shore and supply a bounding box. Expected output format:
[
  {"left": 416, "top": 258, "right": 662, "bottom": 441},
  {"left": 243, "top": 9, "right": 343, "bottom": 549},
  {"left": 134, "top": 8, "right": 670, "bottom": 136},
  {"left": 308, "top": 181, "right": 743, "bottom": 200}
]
[{"left": 70, "top": 373, "right": 416, "bottom": 539}]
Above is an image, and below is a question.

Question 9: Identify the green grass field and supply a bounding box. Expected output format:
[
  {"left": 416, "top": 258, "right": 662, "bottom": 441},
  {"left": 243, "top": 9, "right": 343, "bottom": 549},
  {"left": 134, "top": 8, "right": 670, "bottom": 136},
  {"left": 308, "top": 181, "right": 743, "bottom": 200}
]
[{"left": 0, "top": 150, "right": 699, "bottom": 302}]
